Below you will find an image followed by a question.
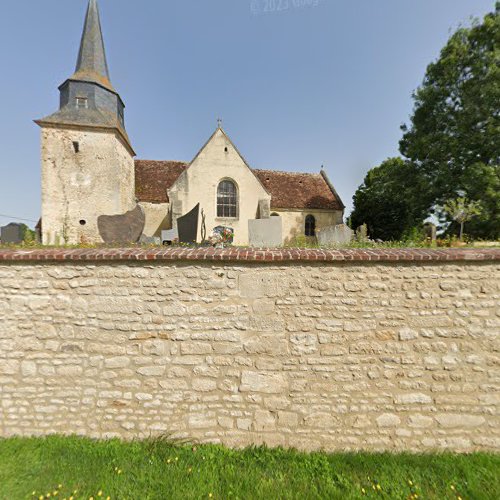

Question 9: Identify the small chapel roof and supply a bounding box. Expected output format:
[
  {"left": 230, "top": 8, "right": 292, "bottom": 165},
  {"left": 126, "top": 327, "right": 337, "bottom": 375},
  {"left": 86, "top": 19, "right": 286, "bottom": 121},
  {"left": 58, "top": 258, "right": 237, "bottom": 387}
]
[
  {"left": 134, "top": 160, "right": 344, "bottom": 210},
  {"left": 253, "top": 169, "right": 344, "bottom": 210},
  {"left": 135, "top": 160, "right": 188, "bottom": 204}
]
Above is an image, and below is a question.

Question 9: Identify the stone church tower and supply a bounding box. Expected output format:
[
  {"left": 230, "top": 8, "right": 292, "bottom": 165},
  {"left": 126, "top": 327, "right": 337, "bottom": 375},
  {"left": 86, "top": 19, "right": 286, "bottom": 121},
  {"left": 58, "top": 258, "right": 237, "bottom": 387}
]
[{"left": 36, "top": 0, "right": 135, "bottom": 245}]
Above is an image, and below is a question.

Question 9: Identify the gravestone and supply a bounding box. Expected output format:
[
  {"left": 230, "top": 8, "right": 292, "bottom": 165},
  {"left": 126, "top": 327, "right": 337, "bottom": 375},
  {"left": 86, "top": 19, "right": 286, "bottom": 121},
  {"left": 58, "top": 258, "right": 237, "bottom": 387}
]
[
  {"left": 356, "top": 224, "right": 368, "bottom": 242},
  {"left": 35, "top": 219, "right": 42, "bottom": 243},
  {"left": 177, "top": 203, "right": 200, "bottom": 244},
  {"left": 248, "top": 217, "right": 282, "bottom": 247},
  {"left": 317, "top": 224, "right": 354, "bottom": 246},
  {"left": 258, "top": 199, "right": 271, "bottom": 219},
  {"left": 161, "top": 228, "right": 179, "bottom": 245},
  {"left": 171, "top": 200, "right": 183, "bottom": 231},
  {"left": 0, "top": 223, "right": 25, "bottom": 244},
  {"left": 424, "top": 223, "right": 437, "bottom": 242},
  {"left": 97, "top": 204, "right": 145, "bottom": 244},
  {"left": 139, "top": 235, "right": 161, "bottom": 245}
]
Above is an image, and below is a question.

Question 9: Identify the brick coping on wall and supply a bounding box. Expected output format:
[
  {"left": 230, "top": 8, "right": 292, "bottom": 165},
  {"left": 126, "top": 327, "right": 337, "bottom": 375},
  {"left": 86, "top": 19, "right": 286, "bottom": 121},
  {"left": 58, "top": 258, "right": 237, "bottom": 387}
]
[{"left": 0, "top": 247, "right": 499, "bottom": 263}]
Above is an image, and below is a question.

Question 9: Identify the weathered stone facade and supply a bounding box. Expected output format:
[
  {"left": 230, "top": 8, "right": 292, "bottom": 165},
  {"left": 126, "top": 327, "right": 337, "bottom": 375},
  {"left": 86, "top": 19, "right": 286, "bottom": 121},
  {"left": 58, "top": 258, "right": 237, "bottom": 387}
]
[
  {"left": 167, "top": 128, "right": 272, "bottom": 246},
  {"left": 37, "top": 0, "right": 136, "bottom": 246},
  {"left": 40, "top": 127, "right": 136, "bottom": 245},
  {"left": 0, "top": 249, "right": 498, "bottom": 452},
  {"left": 272, "top": 208, "right": 344, "bottom": 243}
]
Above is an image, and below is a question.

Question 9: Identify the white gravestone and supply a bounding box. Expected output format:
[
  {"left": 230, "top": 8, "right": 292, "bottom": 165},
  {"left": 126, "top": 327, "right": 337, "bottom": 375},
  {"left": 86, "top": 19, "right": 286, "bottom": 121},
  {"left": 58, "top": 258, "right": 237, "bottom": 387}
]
[
  {"left": 248, "top": 217, "right": 282, "bottom": 247},
  {"left": 317, "top": 224, "right": 353, "bottom": 246}
]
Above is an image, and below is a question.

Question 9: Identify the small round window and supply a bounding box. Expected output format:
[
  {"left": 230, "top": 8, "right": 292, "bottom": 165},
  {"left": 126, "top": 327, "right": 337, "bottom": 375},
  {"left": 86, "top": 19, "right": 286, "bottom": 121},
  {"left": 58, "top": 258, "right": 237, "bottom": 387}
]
[{"left": 79, "top": 220, "right": 87, "bottom": 226}]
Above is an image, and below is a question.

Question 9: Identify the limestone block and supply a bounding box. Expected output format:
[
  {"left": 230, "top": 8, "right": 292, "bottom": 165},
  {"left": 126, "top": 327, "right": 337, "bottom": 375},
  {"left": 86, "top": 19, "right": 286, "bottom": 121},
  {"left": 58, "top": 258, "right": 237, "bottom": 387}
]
[
  {"left": 188, "top": 414, "right": 217, "bottom": 429},
  {"left": 137, "top": 366, "right": 166, "bottom": 376},
  {"left": 303, "top": 413, "right": 339, "bottom": 429},
  {"left": 136, "top": 393, "right": 153, "bottom": 401},
  {"left": 320, "top": 345, "right": 348, "bottom": 356},
  {"left": 253, "top": 410, "right": 276, "bottom": 431},
  {"left": 237, "top": 418, "right": 252, "bottom": 431},
  {"left": 436, "top": 414, "right": 486, "bottom": 428},
  {"left": 353, "top": 416, "right": 371, "bottom": 428},
  {"left": 192, "top": 378, "right": 217, "bottom": 392},
  {"left": 180, "top": 343, "right": 213, "bottom": 355},
  {"left": 408, "top": 415, "right": 434, "bottom": 428},
  {"left": 239, "top": 273, "right": 278, "bottom": 299},
  {"left": 395, "top": 393, "right": 433, "bottom": 405},
  {"left": 105, "top": 357, "right": 130, "bottom": 369},
  {"left": 399, "top": 328, "right": 418, "bottom": 341},
  {"left": 240, "top": 371, "right": 287, "bottom": 394},
  {"left": 290, "top": 333, "right": 318, "bottom": 355},
  {"left": 243, "top": 335, "right": 288, "bottom": 355},
  {"left": 278, "top": 411, "right": 299, "bottom": 428},
  {"left": 252, "top": 299, "right": 275, "bottom": 316},
  {"left": 20, "top": 361, "right": 37, "bottom": 377},
  {"left": 0, "top": 360, "right": 20, "bottom": 375},
  {"left": 479, "top": 394, "right": 500, "bottom": 405},
  {"left": 263, "top": 396, "right": 289, "bottom": 410},
  {"left": 159, "top": 379, "right": 189, "bottom": 390},
  {"left": 376, "top": 414, "right": 401, "bottom": 428},
  {"left": 57, "top": 365, "right": 83, "bottom": 377},
  {"left": 218, "top": 416, "right": 234, "bottom": 429}
]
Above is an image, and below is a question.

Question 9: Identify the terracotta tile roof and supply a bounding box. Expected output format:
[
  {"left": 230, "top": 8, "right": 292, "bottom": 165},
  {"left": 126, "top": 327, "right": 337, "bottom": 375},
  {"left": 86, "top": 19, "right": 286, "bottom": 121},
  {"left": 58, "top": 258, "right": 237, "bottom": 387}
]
[
  {"left": 135, "top": 160, "right": 188, "bottom": 203},
  {"left": 134, "top": 160, "right": 344, "bottom": 210},
  {"left": 253, "top": 169, "right": 343, "bottom": 210}
]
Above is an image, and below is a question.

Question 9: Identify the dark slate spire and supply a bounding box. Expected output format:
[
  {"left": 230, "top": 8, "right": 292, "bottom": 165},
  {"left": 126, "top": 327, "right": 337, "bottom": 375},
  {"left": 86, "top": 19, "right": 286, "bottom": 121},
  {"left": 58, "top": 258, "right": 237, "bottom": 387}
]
[
  {"left": 71, "top": 0, "right": 114, "bottom": 92},
  {"left": 36, "top": 0, "right": 134, "bottom": 153}
]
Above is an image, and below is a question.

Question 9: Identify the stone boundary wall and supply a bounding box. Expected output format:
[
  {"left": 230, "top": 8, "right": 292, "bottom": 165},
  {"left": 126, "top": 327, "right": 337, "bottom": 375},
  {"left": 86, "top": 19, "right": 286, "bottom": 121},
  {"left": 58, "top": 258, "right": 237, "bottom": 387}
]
[{"left": 0, "top": 248, "right": 499, "bottom": 452}]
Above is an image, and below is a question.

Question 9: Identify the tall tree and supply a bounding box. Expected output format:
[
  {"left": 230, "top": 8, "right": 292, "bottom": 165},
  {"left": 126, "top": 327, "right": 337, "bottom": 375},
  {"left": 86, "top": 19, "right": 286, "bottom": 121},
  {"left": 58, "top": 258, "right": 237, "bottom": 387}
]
[
  {"left": 350, "top": 158, "right": 427, "bottom": 241},
  {"left": 400, "top": 4, "right": 500, "bottom": 239}
]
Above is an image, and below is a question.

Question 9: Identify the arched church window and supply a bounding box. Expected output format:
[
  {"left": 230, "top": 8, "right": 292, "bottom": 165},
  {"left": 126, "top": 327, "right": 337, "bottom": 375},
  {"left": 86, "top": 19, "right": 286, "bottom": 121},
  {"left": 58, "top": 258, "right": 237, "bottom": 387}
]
[
  {"left": 305, "top": 215, "right": 316, "bottom": 237},
  {"left": 217, "top": 180, "right": 238, "bottom": 218}
]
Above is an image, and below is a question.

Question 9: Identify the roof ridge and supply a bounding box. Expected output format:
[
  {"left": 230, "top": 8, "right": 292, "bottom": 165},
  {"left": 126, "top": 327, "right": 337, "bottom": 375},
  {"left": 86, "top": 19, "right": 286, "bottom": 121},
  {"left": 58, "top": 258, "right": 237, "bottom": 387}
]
[
  {"left": 134, "top": 163, "right": 321, "bottom": 176},
  {"left": 135, "top": 159, "right": 188, "bottom": 164},
  {"left": 253, "top": 168, "right": 322, "bottom": 176}
]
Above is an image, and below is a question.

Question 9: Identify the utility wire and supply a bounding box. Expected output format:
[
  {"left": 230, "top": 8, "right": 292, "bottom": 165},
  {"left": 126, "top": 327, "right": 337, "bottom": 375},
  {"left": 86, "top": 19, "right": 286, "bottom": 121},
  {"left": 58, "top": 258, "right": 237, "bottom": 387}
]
[{"left": 0, "top": 213, "right": 38, "bottom": 224}]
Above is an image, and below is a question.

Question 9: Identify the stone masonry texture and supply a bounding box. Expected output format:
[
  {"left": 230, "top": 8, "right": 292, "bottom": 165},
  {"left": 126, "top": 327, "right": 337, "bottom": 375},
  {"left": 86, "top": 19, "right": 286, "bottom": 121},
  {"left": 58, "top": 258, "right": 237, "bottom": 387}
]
[{"left": 0, "top": 248, "right": 499, "bottom": 452}]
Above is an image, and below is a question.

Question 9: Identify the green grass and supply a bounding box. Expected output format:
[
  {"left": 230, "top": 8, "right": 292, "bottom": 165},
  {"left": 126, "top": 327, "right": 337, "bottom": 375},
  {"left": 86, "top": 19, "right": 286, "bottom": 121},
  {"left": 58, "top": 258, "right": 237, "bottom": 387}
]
[{"left": 0, "top": 436, "right": 499, "bottom": 500}]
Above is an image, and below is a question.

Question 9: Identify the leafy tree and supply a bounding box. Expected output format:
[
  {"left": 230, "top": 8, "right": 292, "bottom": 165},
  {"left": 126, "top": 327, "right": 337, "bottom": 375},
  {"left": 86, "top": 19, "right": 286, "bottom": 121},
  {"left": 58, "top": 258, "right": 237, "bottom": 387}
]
[
  {"left": 399, "top": 4, "right": 500, "bottom": 239},
  {"left": 443, "top": 197, "right": 482, "bottom": 240},
  {"left": 350, "top": 158, "right": 428, "bottom": 240}
]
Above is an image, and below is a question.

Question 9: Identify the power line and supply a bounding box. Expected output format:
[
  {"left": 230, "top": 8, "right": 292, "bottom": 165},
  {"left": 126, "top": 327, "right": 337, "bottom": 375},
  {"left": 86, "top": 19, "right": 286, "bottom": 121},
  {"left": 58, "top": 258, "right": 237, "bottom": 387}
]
[{"left": 0, "top": 213, "right": 38, "bottom": 224}]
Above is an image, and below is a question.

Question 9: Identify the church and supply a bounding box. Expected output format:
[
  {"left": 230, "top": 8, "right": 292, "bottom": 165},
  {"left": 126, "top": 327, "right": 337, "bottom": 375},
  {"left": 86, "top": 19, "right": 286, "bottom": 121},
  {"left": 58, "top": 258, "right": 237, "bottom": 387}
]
[{"left": 36, "top": 0, "right": 344, "bottom": 246}]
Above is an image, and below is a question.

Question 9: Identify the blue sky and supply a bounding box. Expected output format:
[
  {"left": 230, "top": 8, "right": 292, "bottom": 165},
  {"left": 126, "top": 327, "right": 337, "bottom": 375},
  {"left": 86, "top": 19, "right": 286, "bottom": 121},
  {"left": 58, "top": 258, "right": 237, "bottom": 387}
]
[{"left": 0, "top": 0, "right": 494, "bottom": 227}]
